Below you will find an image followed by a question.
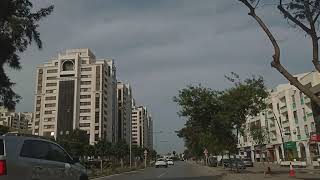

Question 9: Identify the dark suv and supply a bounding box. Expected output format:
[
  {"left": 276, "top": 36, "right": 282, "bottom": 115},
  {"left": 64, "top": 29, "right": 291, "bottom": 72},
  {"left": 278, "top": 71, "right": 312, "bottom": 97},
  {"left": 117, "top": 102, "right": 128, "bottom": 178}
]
[{"left": 0, "top": 133, "right": 88, "bottom": 180}]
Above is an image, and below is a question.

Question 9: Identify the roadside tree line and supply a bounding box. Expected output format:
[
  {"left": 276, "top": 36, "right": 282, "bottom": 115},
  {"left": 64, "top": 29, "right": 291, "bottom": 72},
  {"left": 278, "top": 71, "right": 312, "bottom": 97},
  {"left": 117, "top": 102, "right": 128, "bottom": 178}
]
[{"left": 174, "top": 73, "right": 269, "bottom": 160}]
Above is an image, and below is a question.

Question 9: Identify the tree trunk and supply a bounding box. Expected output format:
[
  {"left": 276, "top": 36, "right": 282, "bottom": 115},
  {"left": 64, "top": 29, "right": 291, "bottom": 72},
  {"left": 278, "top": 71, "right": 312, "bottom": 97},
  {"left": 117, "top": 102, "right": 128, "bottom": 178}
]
[{"left": 120, "top": 158, "right": 124, "bottom": 168}]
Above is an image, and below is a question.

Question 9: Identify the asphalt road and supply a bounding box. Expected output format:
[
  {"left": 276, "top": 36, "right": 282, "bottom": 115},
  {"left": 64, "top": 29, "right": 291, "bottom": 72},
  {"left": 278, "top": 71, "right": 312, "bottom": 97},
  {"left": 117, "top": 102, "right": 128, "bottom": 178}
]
[{"left": 93, "top": 161, "right": 222, "bottom": 180}]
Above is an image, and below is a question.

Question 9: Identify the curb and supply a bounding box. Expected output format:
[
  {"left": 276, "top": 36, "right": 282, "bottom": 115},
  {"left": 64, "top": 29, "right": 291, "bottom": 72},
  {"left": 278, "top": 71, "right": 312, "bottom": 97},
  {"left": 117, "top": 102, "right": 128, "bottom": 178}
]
[{"left": 90, "top": 168, "right": 145, "bottom": 180}]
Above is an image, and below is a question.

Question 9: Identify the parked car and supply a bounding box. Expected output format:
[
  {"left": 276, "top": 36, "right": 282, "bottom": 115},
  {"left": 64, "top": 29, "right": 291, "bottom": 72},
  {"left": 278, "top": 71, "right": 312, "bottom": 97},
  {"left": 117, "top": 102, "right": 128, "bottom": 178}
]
[
  {"left": 221, "top": 159, "right": 232, "bottom": 167},
  {"left": 155, "top": 158, "right": 168, "bottom": 168},
  {"left": 208, "top": 156, "right": 218, "bottom": 167},
  {"left": 0, "top": 133, "right": 88, "bottom": 180},
  {"left": 230, "top": 159, "right": 246, "bottom": 169},
  {"left": 242, "top": 158, "right": 253, "bottom": 167},
  {"left": 167, "top": 159, "right": 174, "bottom": 165}
]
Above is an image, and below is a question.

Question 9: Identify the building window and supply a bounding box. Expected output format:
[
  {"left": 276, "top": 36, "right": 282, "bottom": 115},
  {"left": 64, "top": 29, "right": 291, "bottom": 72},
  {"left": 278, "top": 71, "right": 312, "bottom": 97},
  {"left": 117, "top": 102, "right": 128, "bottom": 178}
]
[
  {"left": 81, "top": 67, "right": 92, "bottom": 71},
  {"left": 81, "top": 75, "right": 91, "bottom": 78},
  {"left": 36, "top": 107, "right": 41, "bottom": 111},
  {"left": 62, "top": 60, "right": 74, "bottom": 71},
  {"left": 95, "top": 112, "right": 99, "bottom": 123},
  {"left": 45, "top": 96, "right": 56, "bottom": 100},
  {"left": 80, "top": 88, "right": 91, "bottom": 92},
  {"left": 45, "top": 103, "right": 56, "bottom": 108},
  {"left": 80, "top": 81, "right": 91, "bottom": 85},
  {"left": 47, "top": 69, "right": 58, "bottom": 73},
  {"left": 81, "top": 60, "right": 86, "bottom": 64},
  {"left": 80, "top": 116, "right": 90, "bottom": 120},
  {"left": 95, "top": 126, "right": 99, "bottom": 130},
  {"left": 80, "top": 102, "right": 91, "bottom": 106},
  {"left": 46, "top": 83, "right": 57, "bottom": 87},
  {"left": 95, "top": 134, "right": 99, "bottom": 141},
  {"left": 305, "top": 125, "right": 309, "bottom": 136},
  {"left": 95, "top": 96, "right": 100, "bottom": 109},
  {"left": 46, "top": 76, "right": 57, "bottom": 80},
  {"left": 79, "top": 123, "right": 90, "bottom": 127},
  {"left": 46, "top": 89, "right": 56, "bottom": 93},
  {"left": 44, "top": 125, "right": 54, "bottom": 129},
  {"left": 311, "top": 122, "right": 316, "bottom": 132},
  {"left": 80, "top": 95, "right": 91, "bottom": 99},
  {"left": 80, "top": 109, "right": 91, "bottom": 113},
  {"left": 44, "top": 111, "right": 52, "bottom": 114},
  {"left": 44, "top": 118, "right": 54, "bottom": 122}
]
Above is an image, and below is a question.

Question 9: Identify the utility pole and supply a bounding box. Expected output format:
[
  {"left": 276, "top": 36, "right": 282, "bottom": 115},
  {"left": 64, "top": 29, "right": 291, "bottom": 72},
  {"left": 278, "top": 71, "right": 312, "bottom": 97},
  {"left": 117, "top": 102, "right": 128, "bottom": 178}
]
[{"left": 153, "top": 131, "right": 163, "bottom": 160}]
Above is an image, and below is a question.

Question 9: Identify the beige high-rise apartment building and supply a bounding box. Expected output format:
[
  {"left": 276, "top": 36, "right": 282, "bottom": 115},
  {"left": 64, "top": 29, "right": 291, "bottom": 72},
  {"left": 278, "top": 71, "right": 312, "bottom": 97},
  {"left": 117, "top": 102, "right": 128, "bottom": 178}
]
[
  {"left": 33, "top": 49, "right": 118, "bottom": 144},
  {"left": 132, "top": 106, "right": 153, "bottom": 149},
  {"left": 117, "top": 82, "right": 132, "bottom": 144}
]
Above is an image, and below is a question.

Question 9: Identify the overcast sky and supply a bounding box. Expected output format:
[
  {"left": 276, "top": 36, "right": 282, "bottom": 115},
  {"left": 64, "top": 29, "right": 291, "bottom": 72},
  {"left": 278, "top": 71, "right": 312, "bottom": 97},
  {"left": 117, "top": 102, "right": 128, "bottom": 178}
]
[{"left": 8, "top": 0, "right": 316, "bottom": 154}]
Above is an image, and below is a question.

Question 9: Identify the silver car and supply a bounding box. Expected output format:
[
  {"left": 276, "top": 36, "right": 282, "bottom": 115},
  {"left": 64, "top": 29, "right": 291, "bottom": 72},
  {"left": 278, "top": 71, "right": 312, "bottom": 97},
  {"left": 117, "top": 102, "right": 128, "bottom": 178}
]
[{"left": 0, "top": 133, "right": 88, "bottom": 180}]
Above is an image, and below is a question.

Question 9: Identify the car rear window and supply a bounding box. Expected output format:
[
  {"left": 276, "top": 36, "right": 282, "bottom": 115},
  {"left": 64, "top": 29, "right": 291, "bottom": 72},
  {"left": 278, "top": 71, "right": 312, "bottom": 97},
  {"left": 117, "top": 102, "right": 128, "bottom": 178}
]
[{"left": 0, "top": 140, "right": 3, "bottom": 155}]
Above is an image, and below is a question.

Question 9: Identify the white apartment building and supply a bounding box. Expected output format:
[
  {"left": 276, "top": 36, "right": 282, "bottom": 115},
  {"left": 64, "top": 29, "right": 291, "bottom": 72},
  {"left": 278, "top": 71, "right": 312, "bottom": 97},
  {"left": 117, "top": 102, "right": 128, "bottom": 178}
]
[
  {"left": 117, "top": 82, "right": 132, "bottom": 144},
  {"left": 0, "top": 110, "right": 29, "bottom": 132},
  {"left": 132, "top": 106, "right": 153, "bottom": 149},
  {"left": 33, "top": 49, "right": 118, "bottom": 144},
  {"left": 238, "top": 72, "right": 320, "bottom": 166}
]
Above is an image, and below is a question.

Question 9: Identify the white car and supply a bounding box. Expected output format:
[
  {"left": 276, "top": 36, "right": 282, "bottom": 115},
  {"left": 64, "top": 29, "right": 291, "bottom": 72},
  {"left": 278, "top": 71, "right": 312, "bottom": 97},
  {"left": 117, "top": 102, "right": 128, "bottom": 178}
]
[
  {"left": 155, "top": 158, "right": 168, "bottom": 168},
  {"left": 167, "top": 159, "right": 174, "bottom": 165}
]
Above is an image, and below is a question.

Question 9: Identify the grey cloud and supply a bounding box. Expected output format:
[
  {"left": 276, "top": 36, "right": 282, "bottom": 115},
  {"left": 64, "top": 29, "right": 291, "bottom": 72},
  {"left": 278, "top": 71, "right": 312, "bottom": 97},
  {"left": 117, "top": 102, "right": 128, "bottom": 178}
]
[{"left": 9, "top": 0, "right": 316, "bottom": 153}]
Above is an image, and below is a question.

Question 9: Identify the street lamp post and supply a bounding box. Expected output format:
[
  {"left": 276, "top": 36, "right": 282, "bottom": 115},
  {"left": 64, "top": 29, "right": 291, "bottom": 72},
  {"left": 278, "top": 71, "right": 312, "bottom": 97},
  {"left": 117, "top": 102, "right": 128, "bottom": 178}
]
[{"left": 153, "top": 131, "right": 163, "bottom": 159}]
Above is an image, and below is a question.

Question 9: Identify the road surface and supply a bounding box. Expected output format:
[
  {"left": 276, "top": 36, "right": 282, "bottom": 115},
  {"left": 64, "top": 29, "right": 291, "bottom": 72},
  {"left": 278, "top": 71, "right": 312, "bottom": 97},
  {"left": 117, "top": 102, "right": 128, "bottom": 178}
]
[{"left": 93, "top": 161, "right": 222, "bottom": 180}]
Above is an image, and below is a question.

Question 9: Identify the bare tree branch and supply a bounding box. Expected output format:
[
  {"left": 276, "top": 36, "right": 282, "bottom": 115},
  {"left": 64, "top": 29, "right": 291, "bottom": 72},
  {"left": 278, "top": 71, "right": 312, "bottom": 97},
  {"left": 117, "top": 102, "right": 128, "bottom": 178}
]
[
  {"left": 278, "top": 0, "right": 312, "bottom": 34},
  {"left": 238, "top": 0, "right": 320, "bottom": 107}
]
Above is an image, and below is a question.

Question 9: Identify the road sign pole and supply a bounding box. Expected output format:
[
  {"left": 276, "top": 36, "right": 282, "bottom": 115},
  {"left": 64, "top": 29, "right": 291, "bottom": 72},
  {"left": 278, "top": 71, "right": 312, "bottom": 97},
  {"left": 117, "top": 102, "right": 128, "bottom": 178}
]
[{"left": 144, "top": 149, "right": 148, "bottom": 168}]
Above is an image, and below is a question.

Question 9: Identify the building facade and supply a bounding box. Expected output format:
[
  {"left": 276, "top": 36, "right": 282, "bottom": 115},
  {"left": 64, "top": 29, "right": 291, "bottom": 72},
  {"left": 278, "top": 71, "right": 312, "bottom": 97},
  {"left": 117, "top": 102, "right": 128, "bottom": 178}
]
[
  {"left": 33, "top": 49, "right": 118, "bottom": 144},
  {"left": 117, "top": 82, "right": 132, "bottom": 144},
  {"left": 0, "top": 110, "right": 29, "bottom": 132},
  {"left": 132, "top": 106, "right": 152, "bottom": 149},
  {"left": 238, "top": 72, "right": 320, "bottom": 166}
]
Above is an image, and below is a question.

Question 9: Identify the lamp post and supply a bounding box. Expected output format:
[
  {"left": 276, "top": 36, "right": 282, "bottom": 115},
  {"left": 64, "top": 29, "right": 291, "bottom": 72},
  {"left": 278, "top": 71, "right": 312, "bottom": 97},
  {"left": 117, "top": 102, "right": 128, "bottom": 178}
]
[{"left": 153, "top": 131, "right": 163, "bottom": 159}]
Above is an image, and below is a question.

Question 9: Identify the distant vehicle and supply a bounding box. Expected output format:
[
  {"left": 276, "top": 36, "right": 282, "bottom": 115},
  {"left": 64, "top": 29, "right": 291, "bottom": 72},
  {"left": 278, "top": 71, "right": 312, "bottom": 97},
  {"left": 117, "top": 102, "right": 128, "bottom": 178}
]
[
  {"left": 242, "top": 158, "right": 253, "bottom": 167},
  {"left": 230, "top": 159, "right": 246, "bottom": 169},
  {"left": 0, "top": 133, "right": 88, "bottom": 180},
  {"left": 155, "top": 158, "right": 168, "bottom": 168},
  {"left": 167, "top": 159, "right": 174, "bottom": 165}
]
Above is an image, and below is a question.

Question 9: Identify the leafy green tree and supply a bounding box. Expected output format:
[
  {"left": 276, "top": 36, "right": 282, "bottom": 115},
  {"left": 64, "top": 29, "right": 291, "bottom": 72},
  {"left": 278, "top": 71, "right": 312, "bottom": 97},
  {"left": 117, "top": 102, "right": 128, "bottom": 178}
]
[
  {"left": 0, "top": 125, "right": 9, "bottom": 135},
  {"left": 174, "top": 74, "right": 269, "bottom": 172},
  {"left": 0, "top": 0, "right": 53, "bottom": 110},
  {"left": 56, "top": 129, "right": 89, "bottom": 157},
  {"left": 249, "top": 123, "right": 269, "bottom": 162}
]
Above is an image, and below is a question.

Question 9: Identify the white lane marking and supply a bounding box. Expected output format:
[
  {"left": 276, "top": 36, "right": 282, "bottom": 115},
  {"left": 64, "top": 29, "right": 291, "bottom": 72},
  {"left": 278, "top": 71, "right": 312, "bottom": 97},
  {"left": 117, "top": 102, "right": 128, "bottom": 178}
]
[
  {"left": 157, "top": 171, "right": 168, "bottom": 178},
  {"left": 91, "top": 169, "right": 145, "bottom": 180}
]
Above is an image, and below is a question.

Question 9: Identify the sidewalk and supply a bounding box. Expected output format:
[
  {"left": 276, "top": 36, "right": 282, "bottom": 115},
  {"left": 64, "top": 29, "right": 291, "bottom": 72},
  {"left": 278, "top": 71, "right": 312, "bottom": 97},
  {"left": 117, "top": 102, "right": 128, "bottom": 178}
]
[{"left": 192, "top": 161, "right": 320, "bottom": 180}]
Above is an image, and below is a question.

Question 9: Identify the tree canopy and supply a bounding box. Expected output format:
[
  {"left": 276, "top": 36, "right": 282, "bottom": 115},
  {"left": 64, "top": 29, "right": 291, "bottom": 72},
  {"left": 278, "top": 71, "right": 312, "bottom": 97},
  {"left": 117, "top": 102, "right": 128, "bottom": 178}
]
[
  {"left": 0, "top": 0, "right": 54, "bottom": 110},
  {"left": 174, "top": 73, "right": 269, "bottom": 158}
]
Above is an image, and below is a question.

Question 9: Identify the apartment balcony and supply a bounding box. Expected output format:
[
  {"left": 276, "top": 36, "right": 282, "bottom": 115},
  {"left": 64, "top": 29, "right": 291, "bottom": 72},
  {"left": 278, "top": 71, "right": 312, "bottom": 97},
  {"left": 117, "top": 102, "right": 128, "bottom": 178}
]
[
  {"left": 303, "top": 115, "right": 307, "bottom": 121},
  {"left": 304, "top": 97, "right": 311, "bottom": 104},
  {"left": 292, "top": 103, "right": 296, "bottom": 109},
  {"left": 307, "top": 112, "right": 313, "bottom": 118},
  {"left": 280, "top": 106, "right": 288, "bottom": 113},
  {"left": 282, "top": 121, "right": 290, "bottom": 127},
  {"left": 294, "top": 118, "right": 299, "bottom": 124},
  {"left": 301, "top": 98, "right": 305, "bottom": 105},
  {"left": 297, "top": 135, "right": 301, "bottom": 140}
]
